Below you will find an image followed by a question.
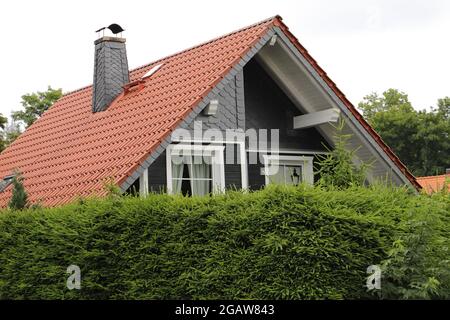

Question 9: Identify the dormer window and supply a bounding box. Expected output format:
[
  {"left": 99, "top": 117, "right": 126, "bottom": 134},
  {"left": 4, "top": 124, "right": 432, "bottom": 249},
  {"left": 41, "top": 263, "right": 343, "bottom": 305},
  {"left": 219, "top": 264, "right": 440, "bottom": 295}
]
[{"left": 142, "top": 64, "right": 163, "bottom": 79}]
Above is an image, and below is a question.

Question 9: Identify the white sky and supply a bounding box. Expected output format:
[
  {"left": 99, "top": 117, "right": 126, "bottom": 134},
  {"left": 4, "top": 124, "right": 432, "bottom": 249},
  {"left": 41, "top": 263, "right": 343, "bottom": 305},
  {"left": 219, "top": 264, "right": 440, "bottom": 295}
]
[{"left": 0, "top": 0, "right": 449, "bottom": 119}]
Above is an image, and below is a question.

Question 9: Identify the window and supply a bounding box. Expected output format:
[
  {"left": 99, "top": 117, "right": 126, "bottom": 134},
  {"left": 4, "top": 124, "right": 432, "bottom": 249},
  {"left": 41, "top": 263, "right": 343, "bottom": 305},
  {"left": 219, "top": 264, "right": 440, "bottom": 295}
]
[
  {"left": 167, "top": 144, "right": 225, "bottom": 196},
  {"left": 263, "top": 155, "right": 314, "bottom": 186},
  {"left": 142, "top": 64, "right": 163, "bottom": 78}
]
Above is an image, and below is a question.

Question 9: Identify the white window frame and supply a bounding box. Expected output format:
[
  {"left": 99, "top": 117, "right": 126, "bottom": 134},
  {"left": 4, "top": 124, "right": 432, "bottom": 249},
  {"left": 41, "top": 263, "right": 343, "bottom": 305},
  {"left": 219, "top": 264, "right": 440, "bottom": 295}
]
[
  {"left": 139, "top": 168, "right": 149, "bottom": 197},
  {"left": 262, "top": 155, "right": 314, "bottom": 186},
  {"left": 171, "top": 138, "right": 248, "bottom": 190},
  {"left": 166, "top": 144, "right": 226, "bottom": 195}
]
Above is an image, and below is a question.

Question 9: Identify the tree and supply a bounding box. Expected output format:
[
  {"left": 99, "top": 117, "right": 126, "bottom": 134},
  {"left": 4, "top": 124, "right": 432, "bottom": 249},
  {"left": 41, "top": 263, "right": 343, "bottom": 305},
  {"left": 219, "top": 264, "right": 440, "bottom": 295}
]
[
  {"left": 315, "top": 120, "right": 368, "bottom": 189},
  {"left": 8, "top": 171, "right": 28, "bottom": 210},
  {"left": 358, "top": 89, "right": 450, "bottom": 176},
  {"left": 12, "top": 86, "right": 62, "bottom": 128},
  {"left": 359, "top": 89, "right": 414, "bottom": 122},
  {"left": 4, "top": 121, "right": 22, "bottom": 146},
  {"left": 0, "top": 86, "right": 63, "bottom": 148},
  {"left": 0, "top": 113, "right": 8, "bottom": 152},
  {"left": 437, "top": 97, "right": 450, "bottom": 120},
  {"left": 0, "top": 118, "right": 23, "bottom": 153}
]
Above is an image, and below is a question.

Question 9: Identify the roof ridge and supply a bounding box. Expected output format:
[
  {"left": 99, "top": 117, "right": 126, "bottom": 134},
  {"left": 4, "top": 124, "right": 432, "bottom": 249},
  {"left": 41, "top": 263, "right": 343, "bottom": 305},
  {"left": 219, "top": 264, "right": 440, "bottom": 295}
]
[
  {"left": 61, "top": 15, "right": 280, "bottom": 98},
  {"left": 130, "top": 15, "right": 280, "bottom": 73}
]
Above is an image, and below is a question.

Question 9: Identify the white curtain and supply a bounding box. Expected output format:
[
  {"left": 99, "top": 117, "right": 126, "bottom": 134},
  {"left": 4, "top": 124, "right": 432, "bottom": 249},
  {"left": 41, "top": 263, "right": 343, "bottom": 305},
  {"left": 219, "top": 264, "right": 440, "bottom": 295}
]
[
  {"left": 172, "top": 163, "right": 184, "bottom": 194},
  {"left": 189, "top": 156, "right": 211, "bottom": 196}
]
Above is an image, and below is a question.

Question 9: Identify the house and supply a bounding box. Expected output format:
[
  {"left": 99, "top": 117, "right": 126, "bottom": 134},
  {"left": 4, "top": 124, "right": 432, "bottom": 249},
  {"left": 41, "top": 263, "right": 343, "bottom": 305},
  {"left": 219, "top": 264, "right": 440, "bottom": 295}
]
[
  {"left": 417, "top": 170, "right": 450, "bottom": 194},
  {"left": 0, "top": 16, "right": 420, "bottom": 207}
]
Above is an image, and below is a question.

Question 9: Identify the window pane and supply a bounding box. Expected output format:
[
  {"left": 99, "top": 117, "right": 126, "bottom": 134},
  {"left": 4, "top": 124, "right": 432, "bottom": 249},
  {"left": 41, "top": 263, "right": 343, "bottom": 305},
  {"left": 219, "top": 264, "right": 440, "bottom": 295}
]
[
  {"left": 188, "top": 160, "right": 211, "bottom": 196},
  {"left": 268, "top": 164, "right": 286, "bottom": 184},
  {"left": 267, "top": 164, "right": 303, "bottom": 186},
  {"left": 191, "top": 156, "right": 212, "bottom": 179},
  {"left": 285, "top": 166, "right": 302, "bottom": 186},
  {"left": 169, "top": 146, "right": 224, "bottom": 196},
  {"left": 171, "top": 154, "right": 212, "bottom": 196},
  {"left": 171, "top": 163, "right": 185, "bottom": 193}
]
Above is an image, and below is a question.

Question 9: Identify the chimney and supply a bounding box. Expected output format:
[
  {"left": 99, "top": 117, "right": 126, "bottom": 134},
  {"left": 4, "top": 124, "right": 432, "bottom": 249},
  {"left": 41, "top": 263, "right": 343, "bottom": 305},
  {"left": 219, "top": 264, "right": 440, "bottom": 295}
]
[
  {"left": 92, "top": 24, "right": 129, "bottom": 113},
  {"left": 446, "top": 168, "right": 450, "bottom": 175}
]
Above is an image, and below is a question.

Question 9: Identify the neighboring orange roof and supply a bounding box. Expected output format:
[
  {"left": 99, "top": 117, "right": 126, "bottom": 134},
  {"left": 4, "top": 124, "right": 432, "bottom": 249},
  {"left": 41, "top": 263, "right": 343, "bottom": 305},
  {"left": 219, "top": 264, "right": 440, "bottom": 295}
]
[
  {"left": 0, "top": 16, "right": 420, "bottom": 207},
  {"left": 417, "top": 175, "right": 450, "bottom": 194}
]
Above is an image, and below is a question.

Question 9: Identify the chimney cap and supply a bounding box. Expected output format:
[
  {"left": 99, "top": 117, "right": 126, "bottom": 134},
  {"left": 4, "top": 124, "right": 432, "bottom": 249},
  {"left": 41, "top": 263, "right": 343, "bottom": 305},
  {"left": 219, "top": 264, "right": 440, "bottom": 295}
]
[
  {"left": 107, "top": 23, "right": 125, "bottom": 34},
  {"left": 95, "top": 24, "right": 125, "bottom": 36}
]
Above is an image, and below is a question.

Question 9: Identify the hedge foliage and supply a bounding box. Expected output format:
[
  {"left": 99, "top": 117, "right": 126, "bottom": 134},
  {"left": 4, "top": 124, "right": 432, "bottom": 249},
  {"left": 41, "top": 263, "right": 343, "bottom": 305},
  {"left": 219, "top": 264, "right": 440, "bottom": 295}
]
[{"left": 0, "top": 184, "right": 448, "bottom": 299}]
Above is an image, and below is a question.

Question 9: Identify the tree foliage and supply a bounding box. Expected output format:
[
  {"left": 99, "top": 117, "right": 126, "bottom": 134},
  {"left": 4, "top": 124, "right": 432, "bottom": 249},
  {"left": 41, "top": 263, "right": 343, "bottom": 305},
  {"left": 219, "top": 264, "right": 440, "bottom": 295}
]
[
  {"left": 0, "top": 185, "right": 448, "bottom": 299},
  {"left": 315, "top": 120, "right": 368, "bottom": 189},
  {"left": 4, "top": 121, "right": 22, "bottom": 145},
  {"left": 0, "top": 86, "right": 62, "bottom": 150},
  {"left": 0, "top": 120, "right": 23, "bottom": 153},
  {"left": 380, "top": 191, "right": 450, "bottom": 299},
  {"left": 437, "top": 97, "right": 450, "bottom": 120},
  {"left": 0, "top": 114, "right": 8, "bottom": 152},
  {"left": 8, "top": 171, "right": 28, "bottom": 210},
  {"left": 12, "top": 86, "right": 62, "bottom": 128},
  {"left": 358, "top": 89, "right": 450, "bottom": 176}
]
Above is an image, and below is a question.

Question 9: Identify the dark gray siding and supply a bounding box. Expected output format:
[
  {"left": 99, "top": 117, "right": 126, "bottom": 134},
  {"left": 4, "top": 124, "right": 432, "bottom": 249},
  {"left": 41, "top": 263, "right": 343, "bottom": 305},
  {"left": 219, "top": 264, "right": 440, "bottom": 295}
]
[
  {"left": 187, "top": 71, "right": 245, "bottom": 190},
  {"left": 125, "top": 178, "right": 140, "bottom": 195},
  {"left": 188, "top": 70, "right": 245, "bottom": 131},
  {"left": 243, "top": 59, "right": 329, "bottom": 151},
  {"left": 147, "top": 151, "right": 166, "bottom": 193},
  {"left": 247, "top": 152, "right": 265, "bottom": 191},
  {"left": 225, "top": 164, "right": 242, "bottom": 189},
  {"left": 243, "top": 58, "right": 330, "bottom": 190},
  {"left": 224, "top": 144, "right": 242, "bottom": 189}
]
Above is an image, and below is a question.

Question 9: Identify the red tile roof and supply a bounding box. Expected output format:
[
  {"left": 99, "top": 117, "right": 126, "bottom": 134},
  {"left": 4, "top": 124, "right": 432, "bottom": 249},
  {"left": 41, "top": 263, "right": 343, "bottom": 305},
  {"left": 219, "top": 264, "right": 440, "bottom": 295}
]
[
  {"left": 417, "top": 174, "right": 450, "bottom": 194},
  {"left": 0, "top": 16, "right": 420, "bottom": 207}
]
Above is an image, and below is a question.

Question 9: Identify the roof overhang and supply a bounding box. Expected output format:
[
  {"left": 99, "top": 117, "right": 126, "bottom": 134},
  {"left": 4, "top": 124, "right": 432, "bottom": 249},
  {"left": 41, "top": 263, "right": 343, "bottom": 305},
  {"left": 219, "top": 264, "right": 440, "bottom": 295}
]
[{"left": 253, "top": 24, "right": 419, "bottom": 189}]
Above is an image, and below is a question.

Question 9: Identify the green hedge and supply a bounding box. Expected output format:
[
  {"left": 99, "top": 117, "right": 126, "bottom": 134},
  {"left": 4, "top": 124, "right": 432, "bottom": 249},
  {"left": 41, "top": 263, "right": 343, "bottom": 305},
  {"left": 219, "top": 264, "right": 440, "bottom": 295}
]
[{"left": 0, "top": 184, "right": 448, "bottom": 299}]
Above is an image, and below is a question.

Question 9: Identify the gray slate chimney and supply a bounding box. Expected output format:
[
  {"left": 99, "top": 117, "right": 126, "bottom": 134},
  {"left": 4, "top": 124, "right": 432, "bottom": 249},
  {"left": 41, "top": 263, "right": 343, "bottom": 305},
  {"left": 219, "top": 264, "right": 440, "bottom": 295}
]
[{"left": 92, "top": 36, "right": 129, "bottom": 112}]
